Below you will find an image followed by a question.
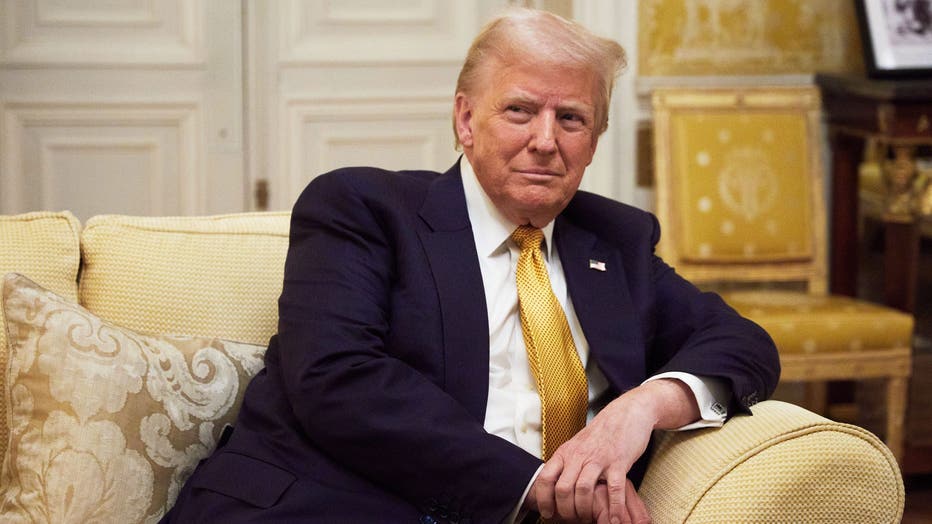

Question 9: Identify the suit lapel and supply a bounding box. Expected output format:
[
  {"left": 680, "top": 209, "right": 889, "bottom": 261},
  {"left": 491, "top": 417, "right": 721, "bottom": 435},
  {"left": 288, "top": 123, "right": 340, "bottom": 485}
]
[
  {"left": 555, "top": 217, "right": 645, "bottom": 390},
  {"left": 417, "top": 162, "right": 490, "bottom": 423}
]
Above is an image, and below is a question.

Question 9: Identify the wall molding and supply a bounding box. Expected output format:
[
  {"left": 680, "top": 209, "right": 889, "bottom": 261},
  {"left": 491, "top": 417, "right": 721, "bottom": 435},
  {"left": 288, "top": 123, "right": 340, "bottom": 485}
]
[
  {"left": 277, "top": 0, "right": 475, "bottom": 65},
  {"left": 0, "top": 100, "right": 205, "bottom": 214},
  {"left": 38, "top": 136, "right": 163, "bottom": 213},
  {"left": 35, "top": 0, "right": 161, "bottom": 27},
  {"left": 0, "top": 0, "right": 204, "bottom": 67},
  {"left": 277, "top": 94, "right": 457, "bottom": 207}
]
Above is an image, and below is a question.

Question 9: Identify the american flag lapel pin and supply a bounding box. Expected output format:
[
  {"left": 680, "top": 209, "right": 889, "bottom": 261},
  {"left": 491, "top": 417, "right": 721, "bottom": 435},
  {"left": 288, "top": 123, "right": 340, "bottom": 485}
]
[{"left": 588, "top": 259, "right": 606, "bottom": 272}]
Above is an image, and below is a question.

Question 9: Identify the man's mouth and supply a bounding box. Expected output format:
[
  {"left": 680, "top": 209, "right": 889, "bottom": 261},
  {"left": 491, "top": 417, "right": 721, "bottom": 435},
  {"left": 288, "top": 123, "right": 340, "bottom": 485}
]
[{"left": 516, "top": 169, "right": 561, "bottom": 177}]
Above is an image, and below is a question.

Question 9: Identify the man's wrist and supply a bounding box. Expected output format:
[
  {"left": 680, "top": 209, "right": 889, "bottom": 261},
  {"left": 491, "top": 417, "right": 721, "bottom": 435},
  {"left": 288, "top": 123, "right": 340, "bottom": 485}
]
[{"left": 632, "top": 378, "right": 701, "bottom": 430}]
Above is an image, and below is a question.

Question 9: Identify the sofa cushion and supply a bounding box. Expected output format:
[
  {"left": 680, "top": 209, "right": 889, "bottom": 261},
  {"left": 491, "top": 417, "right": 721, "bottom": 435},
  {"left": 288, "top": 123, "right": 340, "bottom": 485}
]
[
  {"left": 0, "top": 273, "right": 266, "bottom": 522},
  {"left": 0, "top": 211, "right": 81, "bottom": 463},
  {"left": 79, "top": 212, "right": 290, "bottom": 346}
]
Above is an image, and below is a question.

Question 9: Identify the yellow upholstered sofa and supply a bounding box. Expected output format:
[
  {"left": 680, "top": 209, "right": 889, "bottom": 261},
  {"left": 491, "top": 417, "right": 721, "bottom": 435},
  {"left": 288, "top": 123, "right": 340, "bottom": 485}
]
[{"left": 0, "top": 211, "right": 905, "bottom": 523}]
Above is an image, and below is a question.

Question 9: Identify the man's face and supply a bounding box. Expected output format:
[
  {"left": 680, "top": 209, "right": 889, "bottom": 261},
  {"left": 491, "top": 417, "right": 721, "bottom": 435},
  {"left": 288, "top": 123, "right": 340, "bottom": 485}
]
[{"left": 454, "top": 60, "right": 600, "bottom": 227}]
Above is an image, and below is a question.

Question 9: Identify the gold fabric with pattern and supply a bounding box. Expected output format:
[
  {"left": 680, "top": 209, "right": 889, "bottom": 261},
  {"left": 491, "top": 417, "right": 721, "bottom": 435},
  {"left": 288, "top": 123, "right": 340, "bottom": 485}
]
[
  {"left": 512, "top": 226, "right": 587, "bottom": 460},
  {"left": 721, "top": 291, "right": 913, "bottom": 354},
  {"left": 671, "top": 113, "right": 812, "bottom": 263}
]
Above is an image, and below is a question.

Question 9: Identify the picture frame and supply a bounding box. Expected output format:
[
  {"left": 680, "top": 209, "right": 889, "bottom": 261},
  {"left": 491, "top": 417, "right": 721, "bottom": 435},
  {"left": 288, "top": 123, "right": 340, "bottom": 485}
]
[{"left": 855, "top": 0, "right": 932, "bottom": 78}]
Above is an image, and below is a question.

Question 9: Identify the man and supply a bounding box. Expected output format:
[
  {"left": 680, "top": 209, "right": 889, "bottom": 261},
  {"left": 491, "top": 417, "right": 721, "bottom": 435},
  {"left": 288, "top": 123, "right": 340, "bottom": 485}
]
[{"left": 166, "top": 8, "right": 779, "bottom": 524}]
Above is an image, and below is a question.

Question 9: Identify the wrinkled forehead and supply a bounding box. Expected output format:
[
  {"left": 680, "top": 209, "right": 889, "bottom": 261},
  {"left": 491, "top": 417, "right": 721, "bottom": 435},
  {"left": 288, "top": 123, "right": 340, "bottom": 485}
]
[{"left": 474, "top": 54, "right": 600, "bottom": 95}]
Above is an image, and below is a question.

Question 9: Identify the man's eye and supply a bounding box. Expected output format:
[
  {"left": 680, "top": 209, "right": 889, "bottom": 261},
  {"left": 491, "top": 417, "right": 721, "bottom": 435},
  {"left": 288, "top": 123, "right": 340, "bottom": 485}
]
[
  {"left": 561, "top": 113, "right": 583, "bottom": 122},
  {"left": 506, "top": 105, "right": 525, "bottom": 113}
]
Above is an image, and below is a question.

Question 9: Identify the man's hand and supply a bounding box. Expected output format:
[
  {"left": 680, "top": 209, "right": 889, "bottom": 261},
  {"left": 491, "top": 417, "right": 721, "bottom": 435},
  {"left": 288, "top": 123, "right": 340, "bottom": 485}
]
[
  {"left": 591, "top": 479, "right": 650, "bottom": 524},
  {"left": 524, "top": 475, "right": 649, "bottom": 524},
  {"left": 530, "top": 378, "right": 700, "bottom": 523}
]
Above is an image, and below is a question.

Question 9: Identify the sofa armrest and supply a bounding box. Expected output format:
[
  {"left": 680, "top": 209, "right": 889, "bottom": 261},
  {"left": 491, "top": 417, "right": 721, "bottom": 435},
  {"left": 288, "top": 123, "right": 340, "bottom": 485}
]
[{"left": 639, "top": 400, "right": 904, "bottom": 523}]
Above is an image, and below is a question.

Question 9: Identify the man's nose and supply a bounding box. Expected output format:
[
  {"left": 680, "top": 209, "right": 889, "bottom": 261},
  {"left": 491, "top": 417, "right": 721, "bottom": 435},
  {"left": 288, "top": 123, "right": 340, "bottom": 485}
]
[{"left": 528, "top": 112, "right": 557, "bottom": 154}]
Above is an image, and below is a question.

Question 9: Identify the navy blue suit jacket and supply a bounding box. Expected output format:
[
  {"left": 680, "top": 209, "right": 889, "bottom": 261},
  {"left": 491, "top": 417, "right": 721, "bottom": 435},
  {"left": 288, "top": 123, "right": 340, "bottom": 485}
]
[{"left": 165, "top": 162, "right": 779, "bottom": 524}]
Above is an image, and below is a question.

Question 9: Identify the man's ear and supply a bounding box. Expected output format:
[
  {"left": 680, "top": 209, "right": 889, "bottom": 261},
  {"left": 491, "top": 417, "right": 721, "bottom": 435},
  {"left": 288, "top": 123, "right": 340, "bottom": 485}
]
[{"left": 454, "top": 93, "right": 474, "bottom": 147}]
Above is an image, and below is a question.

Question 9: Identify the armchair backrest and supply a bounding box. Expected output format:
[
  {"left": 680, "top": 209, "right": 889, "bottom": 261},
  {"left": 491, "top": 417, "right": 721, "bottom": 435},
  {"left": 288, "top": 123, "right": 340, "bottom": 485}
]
[{"left": 651, "top": 86, "right": 827, "bottom": 294}]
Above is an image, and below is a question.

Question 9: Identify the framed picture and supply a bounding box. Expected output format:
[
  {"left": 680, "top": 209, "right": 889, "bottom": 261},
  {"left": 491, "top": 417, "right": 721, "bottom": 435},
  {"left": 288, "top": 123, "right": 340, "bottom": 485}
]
[{"left": 855, "top": 0, "right": 932, "bottom": 78}]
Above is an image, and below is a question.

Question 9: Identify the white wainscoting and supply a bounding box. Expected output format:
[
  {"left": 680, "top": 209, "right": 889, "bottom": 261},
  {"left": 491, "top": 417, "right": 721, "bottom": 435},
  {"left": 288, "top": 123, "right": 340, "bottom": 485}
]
[
  {"left": 279, "top": 95, "right": 459, "bottom": 200},
  {"left": 0, "top": 0, "right": 204, "bottom": 66},
  {"left": 1, "top": 101, "right": 204, "bottom": 219}
]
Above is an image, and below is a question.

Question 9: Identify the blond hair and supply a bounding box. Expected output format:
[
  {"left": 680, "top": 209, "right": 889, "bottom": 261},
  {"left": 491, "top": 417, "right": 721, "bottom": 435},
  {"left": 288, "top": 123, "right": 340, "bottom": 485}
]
[{"left": 453, "top": 8, "right": 627, "bottom": 148}]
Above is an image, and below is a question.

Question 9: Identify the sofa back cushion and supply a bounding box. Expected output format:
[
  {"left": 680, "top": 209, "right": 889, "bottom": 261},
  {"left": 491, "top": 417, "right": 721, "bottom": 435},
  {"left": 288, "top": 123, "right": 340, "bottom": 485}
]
[
  {"left": 0, "top": 211, "right": 81, "bottom": 461},
  {"left": 79, "top": 212, "right": 290, "bottom": 346}
]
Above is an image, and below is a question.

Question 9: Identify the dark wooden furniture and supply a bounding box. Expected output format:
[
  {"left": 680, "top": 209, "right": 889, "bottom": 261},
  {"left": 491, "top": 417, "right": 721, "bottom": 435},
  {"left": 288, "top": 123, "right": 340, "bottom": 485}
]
[
  {"left": 816, "top": 73, "right": 932, "bottom": 314},
  {"left": 816, "top": 73, "right": 932, "bottom": 473}
]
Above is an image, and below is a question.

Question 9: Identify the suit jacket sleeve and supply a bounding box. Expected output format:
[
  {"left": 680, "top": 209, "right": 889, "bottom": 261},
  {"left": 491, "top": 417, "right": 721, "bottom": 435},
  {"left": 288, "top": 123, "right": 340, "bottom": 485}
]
[
  {"left": 643, "top": 213, "right": 780, "bottom": 414},
  {"left": 276, "top": 170, "right": 540, "bottom": 523}
]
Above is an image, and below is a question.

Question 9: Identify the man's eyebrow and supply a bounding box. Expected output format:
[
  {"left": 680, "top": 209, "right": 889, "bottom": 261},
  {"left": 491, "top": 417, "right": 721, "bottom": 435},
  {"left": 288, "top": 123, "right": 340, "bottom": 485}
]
[
  {"left": 501, "top": 92, "right": 540, "bottom": 106},
  {"left": 502, "top": 91, "right": 594, "bottom": 114}
]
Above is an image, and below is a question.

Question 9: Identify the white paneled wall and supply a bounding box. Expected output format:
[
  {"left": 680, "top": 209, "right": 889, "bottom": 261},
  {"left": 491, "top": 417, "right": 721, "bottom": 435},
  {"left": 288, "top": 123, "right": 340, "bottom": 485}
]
[
  {"left": 250, "top": 0, "right": 505, "bottom": 210},
  {"left": 0, "top": 0, "right": 240, "bottom": 220},
  {"left": 1, "top": 101, "right": 202, "bottom": 218},
  {"left": 1, "top": 0, "right": 639, "bottom": 217},
  {"left": 1, "top": 0, "right": 203, "bottom": 65}
]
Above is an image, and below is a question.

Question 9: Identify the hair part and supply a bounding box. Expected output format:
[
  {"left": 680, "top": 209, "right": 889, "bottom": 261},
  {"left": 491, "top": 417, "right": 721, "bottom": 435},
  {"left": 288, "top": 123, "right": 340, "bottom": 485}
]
[{"left": 453, "top": 7, "right": 627, "bottom": 149}]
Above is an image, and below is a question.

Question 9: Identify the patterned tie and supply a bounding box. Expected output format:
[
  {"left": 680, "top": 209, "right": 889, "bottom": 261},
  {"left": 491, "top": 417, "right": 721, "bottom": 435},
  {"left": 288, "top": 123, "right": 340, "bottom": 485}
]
[{"left": 512, "top": 226, "right": 588, "bottom": 460}]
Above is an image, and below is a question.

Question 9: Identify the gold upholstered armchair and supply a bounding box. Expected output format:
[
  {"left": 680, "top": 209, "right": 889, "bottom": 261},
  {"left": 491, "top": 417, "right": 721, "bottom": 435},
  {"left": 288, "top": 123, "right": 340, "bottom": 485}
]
[{"left": 650, "top": 86, "right": 913, "bottom": 463}]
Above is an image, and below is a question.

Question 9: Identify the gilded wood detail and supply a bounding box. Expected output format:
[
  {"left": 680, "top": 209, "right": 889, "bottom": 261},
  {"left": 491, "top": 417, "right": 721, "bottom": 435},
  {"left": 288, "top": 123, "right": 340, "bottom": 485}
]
[{"left": 639, "top": 0, "right": 863, "bottom": 76}]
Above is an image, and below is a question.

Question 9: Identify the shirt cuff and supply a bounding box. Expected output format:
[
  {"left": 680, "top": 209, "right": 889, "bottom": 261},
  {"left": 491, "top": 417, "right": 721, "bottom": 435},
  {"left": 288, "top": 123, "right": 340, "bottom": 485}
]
[
  {"left": 643, "top": 372, "right": 729, "bottom": 430},
  {"left": 507, "top": 463, "right": 544, "bottom": 523}
]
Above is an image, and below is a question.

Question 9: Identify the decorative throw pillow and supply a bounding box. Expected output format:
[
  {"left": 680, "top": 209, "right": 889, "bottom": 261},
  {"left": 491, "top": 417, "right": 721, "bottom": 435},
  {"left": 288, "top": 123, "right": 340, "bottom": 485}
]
[{"left": 0, "top": 273, "right": 266, "bottom": 523}]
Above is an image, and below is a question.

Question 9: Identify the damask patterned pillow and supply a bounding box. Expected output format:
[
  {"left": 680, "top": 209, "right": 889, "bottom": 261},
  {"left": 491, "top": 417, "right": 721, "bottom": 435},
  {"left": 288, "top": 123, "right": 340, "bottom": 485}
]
[{"left": 0, "top": 273, "right": 267, "bottom": 523}]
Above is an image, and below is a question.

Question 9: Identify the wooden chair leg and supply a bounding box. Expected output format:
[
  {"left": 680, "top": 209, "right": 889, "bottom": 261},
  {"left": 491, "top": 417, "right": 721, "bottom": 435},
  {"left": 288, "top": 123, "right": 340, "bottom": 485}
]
[
  {"left": 886, "top": 376, "right": 908, "bottom": 464},
  {"left": 805, "top": 381, "right": 828, "bottom": 415}
]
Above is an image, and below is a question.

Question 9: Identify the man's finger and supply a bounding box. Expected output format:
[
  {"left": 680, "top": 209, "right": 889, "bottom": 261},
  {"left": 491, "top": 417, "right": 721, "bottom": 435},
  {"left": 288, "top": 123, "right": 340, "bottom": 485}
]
[
  {"left": 625, "top": 479, "right": 651, "bottom": 524},
  {"left": 574, "top": 462, "right": 603, "bottom": 522},
  {"left": 605, "top": 465, "right": 627, "bottom": 524},
  {"left": 593, "top": 483, "right": 611, "bottom": 524},
  {"left": 554, "top": 454, "right": 583, "bottom": 519},
  {"left": 536, "top": 455, "right": 564, "bottom": 519}
]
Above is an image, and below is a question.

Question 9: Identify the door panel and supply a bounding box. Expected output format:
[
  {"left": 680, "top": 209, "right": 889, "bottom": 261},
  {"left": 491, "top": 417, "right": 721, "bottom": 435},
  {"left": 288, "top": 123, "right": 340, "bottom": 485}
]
[
  {"left": 249, "top": 0, "right": 508, "bottom": 211},
  {"left": 0, "top": 0, "right": 243, "bottom": 221}
]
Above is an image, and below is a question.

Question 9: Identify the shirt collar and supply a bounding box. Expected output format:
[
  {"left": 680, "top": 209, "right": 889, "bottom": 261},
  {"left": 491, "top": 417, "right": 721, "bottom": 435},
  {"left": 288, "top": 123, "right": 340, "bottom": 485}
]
[{"left": 460, "top": 156, "right": 555, "bottom": 260}]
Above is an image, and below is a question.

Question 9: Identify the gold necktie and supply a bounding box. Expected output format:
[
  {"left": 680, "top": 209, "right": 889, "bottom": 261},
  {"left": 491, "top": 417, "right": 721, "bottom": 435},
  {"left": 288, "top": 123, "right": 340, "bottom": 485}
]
[{"left": 512, "top": 226, "right": 588, "bottom": 460}]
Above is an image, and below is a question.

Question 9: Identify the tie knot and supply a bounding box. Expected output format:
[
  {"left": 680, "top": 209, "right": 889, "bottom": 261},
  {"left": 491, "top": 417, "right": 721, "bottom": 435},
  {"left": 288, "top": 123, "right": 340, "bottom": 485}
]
[{"left": 512, "top": 226, "right": 544, "bottom": 252}]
